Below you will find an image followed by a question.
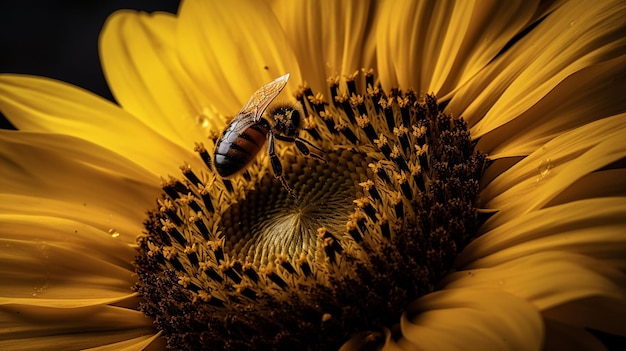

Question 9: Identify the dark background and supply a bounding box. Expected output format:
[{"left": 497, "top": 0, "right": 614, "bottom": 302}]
[{"left": 0, "top": 0, "right": 180, "bottom": 129}]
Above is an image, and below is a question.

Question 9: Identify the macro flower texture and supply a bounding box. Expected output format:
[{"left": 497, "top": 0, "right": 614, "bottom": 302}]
[{"left": 1, "top": 0, "right": 626, "bottom": 350}]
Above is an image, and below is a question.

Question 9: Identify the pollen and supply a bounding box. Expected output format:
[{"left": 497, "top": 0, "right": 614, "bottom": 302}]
[
  {"left": 134, "top": 70, "right": 486, "bottom": 350},
  {"left": 307, "top": 92, "right": 325, "bottom": 105}
]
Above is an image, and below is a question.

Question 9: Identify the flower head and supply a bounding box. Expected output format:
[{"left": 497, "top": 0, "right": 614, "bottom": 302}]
[
  {"left": 2, "top": 0, "right": 626, "bottom": 350},
  {"left": 134, "top": 69, "right": 487, "bottom": 348}
]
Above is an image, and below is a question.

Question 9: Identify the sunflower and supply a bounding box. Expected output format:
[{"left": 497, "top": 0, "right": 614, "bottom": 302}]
[{"left": 1, "top": 0, "right": 625, "bottom": 350}]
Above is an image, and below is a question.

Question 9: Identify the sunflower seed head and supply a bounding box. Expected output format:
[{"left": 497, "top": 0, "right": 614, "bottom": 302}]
[{"left": 135, "top": 70, "right": 486, "bottom": 350}]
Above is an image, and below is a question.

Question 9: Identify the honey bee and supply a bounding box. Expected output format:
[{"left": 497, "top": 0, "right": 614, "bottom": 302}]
[{"left": 214, "top": 73, "right": 323, "bottom": 197}]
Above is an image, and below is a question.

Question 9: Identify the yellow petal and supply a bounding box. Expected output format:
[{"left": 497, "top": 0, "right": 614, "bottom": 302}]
[
  {"left": 387, "top": 289, "right": 543, "bottom": 351},
  {"left": 0, "top": 214, "right": 137, "bottom": 269},
  {"left": 0, "top": 194, "right": 147, "bottom": 248},
  {"left": 476, "top": 55, "right": 626, "bottom": 158},
  {"left": 176, "top": 0, "right": 302, "bottom": 119},
  {"left": 0, "top": 76, "right": 199, "bottom": 176},
  {"left": 0, "top": 215, "right": 138, "bottom": 307},
  {"left": 0, "top": 132, "right": 159, "bottom": 242},
  {"left": 481, "top": 113, "right": 624, "bottom": 199},
  {"left": 481, "top": 114, "right": 626, "bottom": 221},
  {"left": 545, "top": 168, "right": 626, "bottom": 209},
  {"left": 459, "top": 197, "right": 626, "bottom": 269},
  {"left": 270, "top": 0, "right": 377, "bottom": 92},
  {"left": 450, "top": 0, "right": 626, "bottom": 134},
  {"left": 0, "top": 305, "right": 154, "bottom": 351},
  {"left": 100, "top": 10, "right": 213, "bottom": 148},
  {"left": 376, "top": 0, "right": 539, "bottom": 95},
  {"left": 445, "top": 252, "right": 625, "bottom": 311},
  {"left": 83, "top": 332, "right": 163, "bottom": 351}
]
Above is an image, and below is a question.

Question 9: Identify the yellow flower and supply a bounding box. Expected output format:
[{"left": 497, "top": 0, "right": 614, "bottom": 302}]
[{"left": 1, "top": 0, "right": 625, "bottom": 350}]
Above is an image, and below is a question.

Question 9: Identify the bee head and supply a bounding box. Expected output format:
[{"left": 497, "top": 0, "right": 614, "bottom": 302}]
[{"left": 267, "top": 101, "right": 304, "bottom": 137}]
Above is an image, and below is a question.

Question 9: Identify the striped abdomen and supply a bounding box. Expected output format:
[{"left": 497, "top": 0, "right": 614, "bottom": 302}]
[{"left": 214, "top": 118, "right": 269, "bottom": 177}]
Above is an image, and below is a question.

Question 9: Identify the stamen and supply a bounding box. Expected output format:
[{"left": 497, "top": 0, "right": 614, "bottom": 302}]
[{"left": 194, "top": 142, "right": 213, "bottom": 170}]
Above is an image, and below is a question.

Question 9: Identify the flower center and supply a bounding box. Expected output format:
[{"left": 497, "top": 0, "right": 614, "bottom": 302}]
[
  {"left": 221, "top": 149, "right": 368, "bottom": 266},
  {"left": 134, "top": 70, "right": 486, "bottom": 350}
]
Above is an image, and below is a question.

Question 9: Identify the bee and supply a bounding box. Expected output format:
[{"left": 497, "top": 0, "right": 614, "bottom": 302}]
[{"left": 213, "top": 73, "right": 323, "bottom": 197}]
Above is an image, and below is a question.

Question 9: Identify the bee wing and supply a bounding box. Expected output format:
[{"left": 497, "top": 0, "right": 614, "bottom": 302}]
[{"left": 237, "top": 73, "right": 290, "bottom": 122}]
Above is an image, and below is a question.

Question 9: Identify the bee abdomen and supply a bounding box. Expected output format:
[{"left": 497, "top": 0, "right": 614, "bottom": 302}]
[{"left": 214, "top": 122, "right": 269, "bottom": 177}]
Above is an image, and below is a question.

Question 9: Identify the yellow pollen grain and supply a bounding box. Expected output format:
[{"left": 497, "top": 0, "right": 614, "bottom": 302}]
[
  {"left": 206, "top": 238, "right": 224, "bottom": 252},
  {"left": 193, "top": 142, "right": 207, "bottom": 154},
  {"left": 162, "top": 246, "right": 176, "bottom": 260},
  {"left": 206, "top": 128, "right": 220, "bottom": 141},
  {"left": 349, "top": 211, "right": 365, "bottom": 223},
  {"left": 322, "top": 236, "right": 335, "bottom": 248},
  {"left": 184, "top": 244, "right": 197, "bottom": 255},
  {"left": 390, "top": 145, "right": 402, "bottom": 159},
  {"left": 415, "top": 144, "right": 429, "bottom": 156},
  {"left": 178, "top": 275, "right": 191, "bottom": 288},
  {"left": 160, "top": 219, "right": 176, "bottom": 232},
  {"left": 303, "top": 116, "right": 317, "bottom": 129},
  {"left": 234, "top": 283, "right": 250, "bottom": 294},
  {"left": 412, "top": 125, "right": 427, "bottom": 138},
  {"left": 368, "top": 161, "right": 384, "bottom": 173},
  {"left": 356, "top": 115, "right": 371, "bottom": 128},
  {"left": 218, "top": 263, "right": 230, "bottom": 274},
  {"left": 198, "top": 183, "right": 212, "bottom": 196},
  {"left": 366, "top": 85, "right": 380, "bottom": 96},
  {"left": 334, "top": 121, "right": 348, "bottom": 132},
  {"left": 374, "top": 134, "right": 388, "bottom": 148},
  {"left": 294, "top": 87, "right": 306, "bottom": 100},
  {"left": 334, "top": 93, "right": 348, "bottom": 104},
  {"left": 160, "top": 176, "right": 175, "bottom": 189},
  {"left": 274, "top": 253, "right": 290, "bottom": 266},
  {"left": 379, "top": 214, "right": 389, "bottom": 224},
  {"left": 345, "top": 70, "right": 359, "bottom": 81},
  {"left": 395, "top": 172, "right": 408, "bottom": 184},
  {"left": 353, "top": 197, "right": 370, "bottom": 208},
  {"left": 179, "top": 193, "right": 194, "bottom": 205},
  {"left": 159, "top": 199, "right": 175, "bottom": 212},
  {"left": 397, "top": 96, "right": 409, "bottom": 107},
  {"left": 410, "top": 164, "right": 421, "bottom": 176},
  {"left": 394, "top": 125, "right": 409, "bottom": 136},
  {"left": 260, "top": 263, "right": 277, "bottom": 276},
  {"left": 346, "top": 219, "right": 357, "bottom": 232},
  {"left": 317, "top": 227, "right": 328, "bottom": 238},
  {"left": 349, "top": 94, "right": 364, "bottom": 106},
  {"left": 359, "top": 179, "right": 375, "bottom": 191},
  {"left": 195, "top": 290, "right": 211, "bottom": 303},
  {"left": 319, "top": 111, "right": 333, "bottom": 121},
  {"left": 296, "top": 252, "right": 309, "bottom": 266},
  {"left": 327, "top": 75, "right": 340, "bottom": 85},
  {"left": 198, "top": 261, "right": 210, "bottom": 271},
  {"left": 147, "top": 245, "right": 161, "bottom": 258},
  {"left": 362, "top": 67, "right": 374, "bottom": 75},
  {"left": 379, "top": 97, "right": 393, "bottom": 109},
  {"left": 308, "top": 92, "right": 325, "bottom": 105},
  {"left": 391, "top": 191, "right": 403, "bottom": 205}
]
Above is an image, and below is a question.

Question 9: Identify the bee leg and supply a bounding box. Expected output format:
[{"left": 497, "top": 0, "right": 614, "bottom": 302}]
[
  {"left": 294, "top": 138, "right": 325, "bottom": 163},
  {"left": 276, "top": 134, "right": 325, "bottom": 162},
  {"left": 268, "top": 132, "right": 298, "bottom": 201}
]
